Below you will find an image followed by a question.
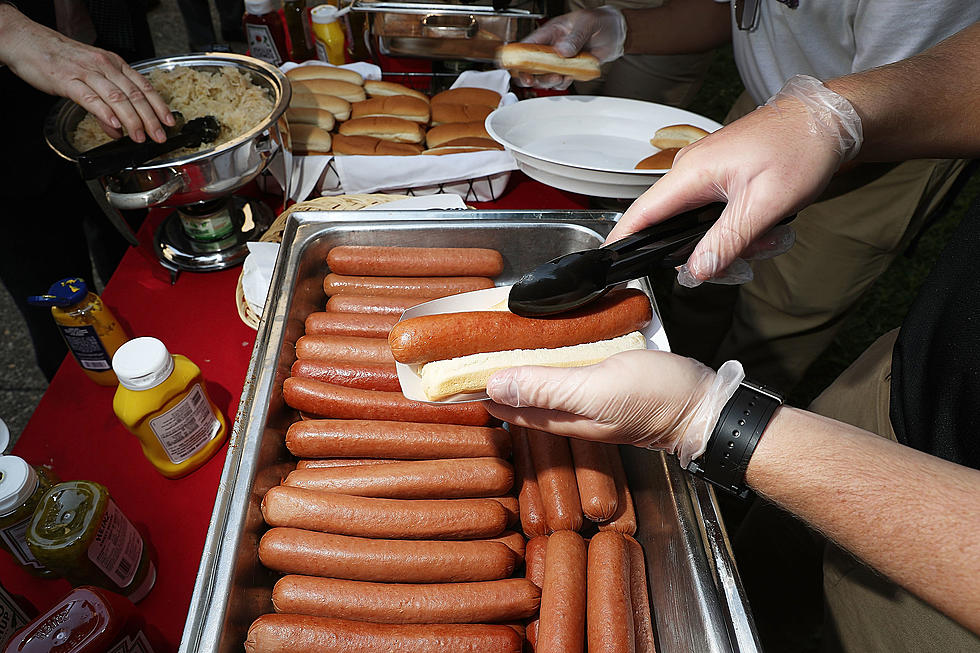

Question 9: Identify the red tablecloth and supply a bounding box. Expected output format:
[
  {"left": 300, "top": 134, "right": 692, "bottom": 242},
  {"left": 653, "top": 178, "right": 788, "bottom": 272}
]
[{"left": 2, "top": 173, "right": 587, "bottom": 650}]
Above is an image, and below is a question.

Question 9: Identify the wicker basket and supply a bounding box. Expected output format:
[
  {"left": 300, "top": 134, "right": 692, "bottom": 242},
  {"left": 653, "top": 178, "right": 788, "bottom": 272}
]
[{"left": 235, "top": 194, "right": 410, "bottom": 329}]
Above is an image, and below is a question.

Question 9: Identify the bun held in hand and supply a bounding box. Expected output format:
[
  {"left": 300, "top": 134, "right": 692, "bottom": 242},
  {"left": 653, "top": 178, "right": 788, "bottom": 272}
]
[{"left": 497, "top": 43, "right": 601, "bottom": 82}]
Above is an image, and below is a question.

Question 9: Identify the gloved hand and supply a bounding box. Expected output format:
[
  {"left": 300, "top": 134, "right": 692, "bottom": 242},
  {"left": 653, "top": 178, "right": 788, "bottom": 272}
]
[
  {"left": 485, "top": 350, "right": 745, "bottom": 466},
  {"left": 512, "top": 7, "right": 627, "bottom": 91},
  {"left": 608, "top": 74, "right": 864, "bottom": 287}
]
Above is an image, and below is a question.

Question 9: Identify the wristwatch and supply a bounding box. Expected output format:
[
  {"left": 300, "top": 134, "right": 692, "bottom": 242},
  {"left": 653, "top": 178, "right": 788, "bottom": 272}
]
[{"left": 686, "top": 380, "right": 783, "bottom": 499}]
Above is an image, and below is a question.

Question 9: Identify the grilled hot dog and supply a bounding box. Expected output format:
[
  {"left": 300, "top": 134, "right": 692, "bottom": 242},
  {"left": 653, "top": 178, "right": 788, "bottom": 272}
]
[
  {"left": 327, "top": 246, "right": 504, "bottom": 277},
  {"left": 537, "top": 530, "right": 587, "bottom": 653},
  {"left": 304, "top": 312, "right": 400, "bottom": 338},
  {"left": 325, "top": 295, "right": 428, "bottom": 315},
  {"left": 324, "top": 273, "right": 494, "bottom": 298},
  {"left": 569, "top": 439, "right": 619, "bottom": 522},
  {"left": 290, "top": 359, "right": 400, "bottom": 392},
  {"left": 526, "top": 428, "right": 583, "bottom": 533},
  {"left": 512, "top": 426, "right": 548, "bottom": 537},
  {"left": 295, "top": 335, "right": 394, "bottom": 364},
  {"left": 598, "top": 446, "right": 637, "bottom": 535},
  {"left": 587, "top": 531, "right": 635, "bottom": 653}
]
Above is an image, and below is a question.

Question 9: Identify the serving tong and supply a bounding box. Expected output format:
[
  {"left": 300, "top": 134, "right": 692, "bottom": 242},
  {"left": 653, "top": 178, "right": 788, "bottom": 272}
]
[
  {"left": 508, "top": 203, "right": 726, "bottom": 316},
  {"left": 77, "top": 112, "right": 220, "bottom": 180}
]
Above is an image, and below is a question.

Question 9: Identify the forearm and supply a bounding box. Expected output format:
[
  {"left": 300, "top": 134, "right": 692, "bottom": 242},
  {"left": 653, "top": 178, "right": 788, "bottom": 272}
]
[
  {"left": 746, "top": 406, "right": 980, "bottom": 634},
  {"left": 825, "top": 21, "right": 980, "bottom": 162},
  {"left": 0, "top": 3, "right": 31, "bottom": 65},
  {"left": 622, "top": 0, "right": 731, "bottom": 55}
]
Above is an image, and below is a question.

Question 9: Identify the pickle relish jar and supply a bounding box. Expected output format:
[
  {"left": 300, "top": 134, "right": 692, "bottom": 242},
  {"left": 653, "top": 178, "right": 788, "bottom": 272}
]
[
  {"left": 0, "top": 455, "right": 58, "bottom": 578},
  {"left": 26, "top": 481, "right": 156, "bottom": 603}
]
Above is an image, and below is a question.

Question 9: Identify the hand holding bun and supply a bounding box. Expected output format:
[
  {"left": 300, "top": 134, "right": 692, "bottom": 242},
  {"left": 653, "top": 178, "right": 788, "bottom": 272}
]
[{"left": 497, "top": 43, "right": 601, "bottom": 82}]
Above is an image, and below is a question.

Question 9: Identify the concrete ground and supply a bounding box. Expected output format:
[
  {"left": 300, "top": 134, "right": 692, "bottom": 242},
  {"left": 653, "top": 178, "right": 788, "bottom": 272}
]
[{"left": 0, "top": 0, "right": 245, "bottom": 446}]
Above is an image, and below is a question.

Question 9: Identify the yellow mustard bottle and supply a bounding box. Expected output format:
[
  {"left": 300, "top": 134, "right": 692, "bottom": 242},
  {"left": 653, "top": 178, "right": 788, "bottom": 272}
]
[
  {"left": 111, "top": 337, "right": 228, "bottom": 479},
  {"left": 310, "top": 4, "right": 346, "bottom": 65},
  {"left": 28, "top": 277, "right": 130, "bottom": 385}
]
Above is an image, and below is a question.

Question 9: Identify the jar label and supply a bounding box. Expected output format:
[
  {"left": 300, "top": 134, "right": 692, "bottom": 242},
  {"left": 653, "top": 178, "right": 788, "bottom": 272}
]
[
  {"left": 0, "top": 515, "right": 47, "bottom": 570},
  {"left": 0, "top": 582, "right": 31, "bottom": 647},
  {"left": 178, "top": 212, "right": 235, "bottom": 242},
  {"left": 58, "top": 324, "right": 112, "bottom": 370},
  {"left": 107, "top": 630, "right": 156, "bottom": 653},
  {"left": 88, "top": 498, "right": 143, "bottom": 589},
  {"left": 246, "top": 23, "right": 284, "bottom": 65},
  {"left": 148, "top": 383, "right": 221, "bottom": 464}
]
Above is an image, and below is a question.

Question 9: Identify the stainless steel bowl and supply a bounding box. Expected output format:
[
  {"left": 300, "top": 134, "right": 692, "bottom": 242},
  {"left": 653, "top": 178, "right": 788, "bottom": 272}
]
[{"left": 44, "top": 53, "right": 291, "bottom": 209}]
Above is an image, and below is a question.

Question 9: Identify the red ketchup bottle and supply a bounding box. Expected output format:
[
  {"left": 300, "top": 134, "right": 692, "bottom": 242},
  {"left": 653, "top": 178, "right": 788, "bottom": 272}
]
[
  {"left": 243, "top": 0, "right": 288, "bottom": 66},
  {"left": 3, "top": 586, "right": 157, "bottom": 653}
]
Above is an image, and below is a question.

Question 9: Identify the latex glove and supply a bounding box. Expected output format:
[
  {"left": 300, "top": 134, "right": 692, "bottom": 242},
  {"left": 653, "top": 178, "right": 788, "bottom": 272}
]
[
  {"left": 486, "top": 350, "right": 745, "bottom": 466},
  {"left": 0, "top": 4, "right": 175, "bottom": 143},
  {"left": 512, "top": 7, "right": 626, "bottom": 91},
  {"left": 609, "top": 74, "right": 864, "bottom": 287}
]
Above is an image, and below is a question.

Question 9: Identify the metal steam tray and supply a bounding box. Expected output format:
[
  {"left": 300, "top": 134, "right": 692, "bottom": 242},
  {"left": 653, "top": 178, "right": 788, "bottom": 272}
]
[{"left": 178, "top": 210, "right": 761, "bottom": 653}]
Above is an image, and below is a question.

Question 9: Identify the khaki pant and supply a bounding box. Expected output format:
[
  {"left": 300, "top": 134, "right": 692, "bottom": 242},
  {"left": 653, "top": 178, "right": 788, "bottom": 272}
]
[
  {"left": 660, "top": 91, "right": 968, "bottom": 391},
  {"left": 567, "top": 0, "right": 715, "bottom": 108}
]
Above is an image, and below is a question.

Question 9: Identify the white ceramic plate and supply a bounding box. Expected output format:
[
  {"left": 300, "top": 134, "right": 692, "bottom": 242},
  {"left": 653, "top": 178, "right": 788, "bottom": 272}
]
[{"left": 486, "top": 95, "right": 722, "bottom": 198}]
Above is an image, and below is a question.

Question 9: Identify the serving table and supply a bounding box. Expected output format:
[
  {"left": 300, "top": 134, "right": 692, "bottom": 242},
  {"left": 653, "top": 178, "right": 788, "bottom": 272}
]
[{"left": 1, "top": 173, "right": 587, "bottom": 649}]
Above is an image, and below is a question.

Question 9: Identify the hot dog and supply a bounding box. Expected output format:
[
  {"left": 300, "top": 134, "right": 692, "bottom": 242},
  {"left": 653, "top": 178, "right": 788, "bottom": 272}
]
[
  {"left": 258, "top": 527, "right": 516, "bottom": 582},
  {"left": 295, "top": 335, "right": 395, "bottom": 364},
  {"left": 304, "top": 312, "right": 400, "bottom": 338},
  {"left": 569, "top": 439, "right": 619, "bottom": 522},
  {"left": 525, "top": 535, "right": 548, "bottom": 649},
  {"left": 245, "top": 613, "right": 523, "bottom": 653},
  {"left": 285, "top": 419, "right": 511, "bottom": 459},
  {"left": 526, "top": 429, "right": 583, "bottom": 533},
  {"left": 485, "top": 530, "right": 526, "bottom": 561},
  {"left": 625, "top": 535, "right": 656, "bottom": 653},
  {"left": 297, "top": 458, "right": 400, "bottom": 468},
  {"left": 282, "top": 457, "right": 514, "bottom": 499},
  {"left": 272, "top": 575, "right": 540, "bottom": 623},
  {"left": 511, "top": 426, "right": 548, "bottom": 538},
  {"left": 326, "top": 295, "right": 428, "bottom": 315},
  {"left": 290, "top": 359, "right": 400, "bottom": 392},
  {"left": 598, "top": 447, "right": 637, "bottom": 535},
  {"left": 488, "top": 495, "right": 520, "bottom": 527},
  {"left": 587, "top": 532, "right": 635, "bottom": 653},
  {"left": 327, "top": 246, "right": 505, "bottom": 277},
  {"left": 282, "top": 377, "right": 493, "bottom": 426},
  {"left": 324, "top": 273, "right": 494, "bottom": 298},
  {"left": 261, "top": 486, "right": 509, "bottom": 539},
  {"left": 388, "top": 287, "right": 652, "bottom": 365},
  {"left": 537, "top": 530, "right": 587, "bottom": 653}
]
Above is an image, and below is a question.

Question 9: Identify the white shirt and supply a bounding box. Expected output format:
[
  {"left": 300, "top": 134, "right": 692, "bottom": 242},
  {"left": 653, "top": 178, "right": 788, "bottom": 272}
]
[{"left": 730, "top": 0, "right": 980, "bottom": 103}]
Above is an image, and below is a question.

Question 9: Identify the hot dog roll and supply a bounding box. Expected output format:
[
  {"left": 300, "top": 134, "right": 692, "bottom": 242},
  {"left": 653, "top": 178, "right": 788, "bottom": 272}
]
[
  {"left": 326, "top": 294, "right": 429, "bottom": 315},
  {"left": 486, "top": 530, "right": 526, "bottom": 561},
  {"left": 625, "top": 535, "right": 656, "bottom": 653},
  {"left": 570, "top": 439, "right": 619, "bottom": 522},
  {"left": 339, "top": 116, "right": 425, "bottom": 144},
  {"left": 587, "top": 532, "right": 635, "bottom": 653},
  {"left": 440, "top": 137, "right": 505, "bottom": 150},
  {"left": 331, "top": 134, "right": 424, "bottom": 156},
  {"left": 598, "top": 446, "right": 637, "bottom": 535},
  {"left": 291, "top": 124, "right": 332, "bottom": 155},
  {"left": 351, "top": 96, "right": 430, "bottom": 123},
  {"left": 389, "top": 287, "right": 652, "bottom": 365},
  {"left": 422, "top": 145, "right": 499, "bottom": 156},
  {"left": 289, "top": 91, "right": 351, "bottom": 120},
  {"left": 430, "top": 103, "right": 494, "bottom": 126},
  {"left": 295, "top": 334, "right": 395, "bottom": 364},
  {"left": 282, "top": 457, "right": 514, "bottom": 499},
  {"left": 258, "top": 528, "right": 517, "bottom": 582},
  {"left": 538, "top": 530, "right": 587, "bottom": 653},
  {"left": 496, "top": 43, "right": 601, "bottom": 82},
  {"left": 425, "top": 120, "right": 492, "bottom": 148},
  {"left": 512, "top": 426, "right": 548, "bottom": 538},
  {"left": 297, "top": 458, "right": 400, "bottom": 468},
  {"left": 261, "top": 486, "right": 509, "bottom": 539},
  {"left": 635, "top": 147, "right": 680, "bottom": 170},
  {"left": 286, "top": 107, "right": 336, "bottom": 131},
  {"left": 525, "top": 534, "right": 548, "bottom": 649},
  {"left": 327, "top": 245, "right": 505, "bottom": 278},
  {"left": 304, "top": 312, "right": 400, "bottom": 338},
  {"left": 364, "top": 79, "right": 429, "bottom": 103},
  {"left": 272, "top": 576, "right": 541, "bottom": 624},
  {"left": 245, "top": 613, "right": 523, "bottom": 653},
  {"left": 526, "top": 428, "right": 583, "bottom": 533},
  {"left": 430, "top": 87, "right": 501, "bottom": 109},
  {"left": 286, "top": 64, "right": 364, "bottom": 86},
  {"left": 285, "top": 419, "right": 511, "bottom": 459},
  {"left": 325, "top": 273, "right": 495, "bottom": 298},
  {"left": 281, "top": 377, "right": 494, "bottom": 426},
  {"left": 290, "top": 359, "right": 400, "bottom": 392},
  {"left": 292, "top": 78, "right": 366, "bottom": 103},
  {"left": 648, "top": 123, "right": 709, "bottom": 149}
]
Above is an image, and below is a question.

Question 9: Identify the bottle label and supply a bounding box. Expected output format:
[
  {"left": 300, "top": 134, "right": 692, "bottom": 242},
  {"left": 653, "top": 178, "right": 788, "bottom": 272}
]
[
  {"left": 88, "top": 499, "right": 143, "bottom": 589},
  {"left": 246, "top": 23, "right": 284, "bottom": 65},
  {"left": 178, "top": 213, "right": 235, "bottom": 242},
  {"left": 0, "top": 581, "right": 31, "bottom": 647},
  {"left": 58, "top": 324, "right": 112, "bottom": 370},
  {"left": 148, "top": 384, "right": 221, "bottom": 464},
  {"left": 0, "top": 515, "right": 47, "bottom": 571}
]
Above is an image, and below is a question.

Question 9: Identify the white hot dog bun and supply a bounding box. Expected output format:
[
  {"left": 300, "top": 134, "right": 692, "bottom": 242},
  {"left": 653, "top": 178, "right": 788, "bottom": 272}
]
[
  {"left": 286, "top": 65, "right": 364, "bottom": 86},
  {"left": 648, "top": 124, "right": 710, "bottom": 149},
  {"left": 419, "top": 331, "right": 648, "bottom": 400},
  {"left": 339, "top": 117, "right": 426, "bottom": 144},
  {"left": 496, "top": 43, "right": 601, "bottom": 82},
  {"left": 292, "top": 78, "right": 367, "bottom": 103}
]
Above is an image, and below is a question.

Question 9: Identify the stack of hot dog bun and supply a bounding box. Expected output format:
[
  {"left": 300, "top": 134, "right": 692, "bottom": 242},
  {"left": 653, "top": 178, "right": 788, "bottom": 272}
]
[{"left": 248, "top": 244, "right": 655, "bottom": 653}]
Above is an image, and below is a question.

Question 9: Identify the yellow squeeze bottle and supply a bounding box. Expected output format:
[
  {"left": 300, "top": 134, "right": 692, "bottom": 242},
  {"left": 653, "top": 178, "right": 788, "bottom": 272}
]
[
  {"left": 310, "top": 4, "right": 346, "bottom": 65},
  {"left": 111, "top": 337, "right": 228, "bottom": 479}
]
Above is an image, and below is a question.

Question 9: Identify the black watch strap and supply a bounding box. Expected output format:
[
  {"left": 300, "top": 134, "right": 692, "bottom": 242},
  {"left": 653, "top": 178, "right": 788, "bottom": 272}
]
[{"left": 686, "top": 380, "right": 783, "bottom": 499}]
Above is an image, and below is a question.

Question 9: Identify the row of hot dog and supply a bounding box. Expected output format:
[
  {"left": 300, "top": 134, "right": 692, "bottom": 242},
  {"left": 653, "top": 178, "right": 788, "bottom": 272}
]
[{"left": 245, "top": 245, "right": 655, "bottom": 652}]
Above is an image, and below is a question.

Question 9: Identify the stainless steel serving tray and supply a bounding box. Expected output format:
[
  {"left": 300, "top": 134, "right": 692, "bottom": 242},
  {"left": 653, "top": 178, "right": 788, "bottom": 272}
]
[{"left": 179, "top": 210, "right": 761, "bottom": 653}]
